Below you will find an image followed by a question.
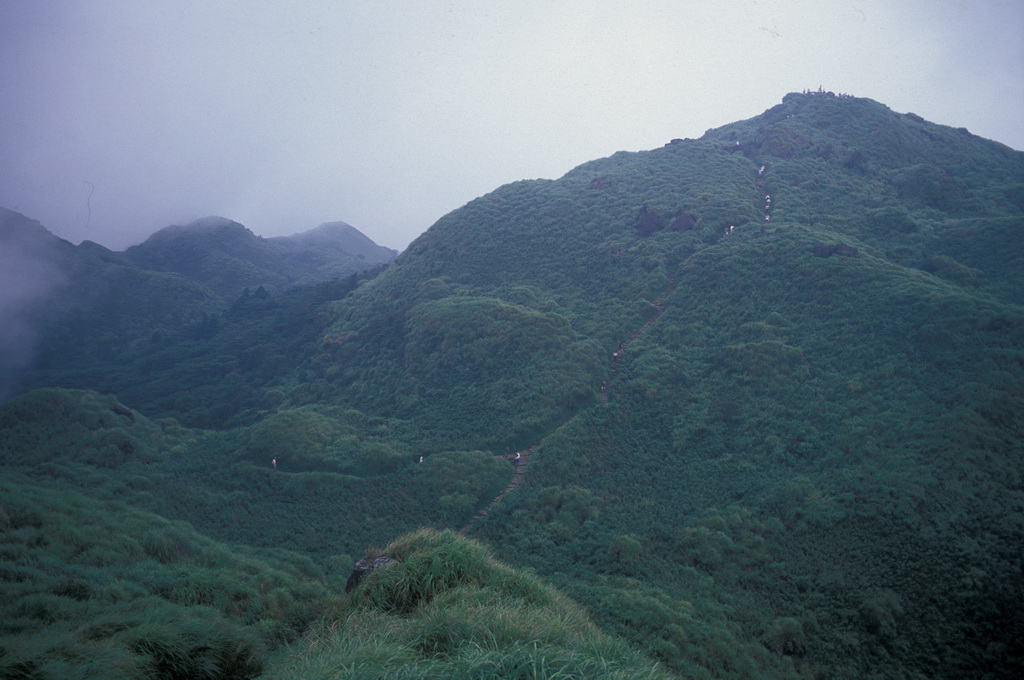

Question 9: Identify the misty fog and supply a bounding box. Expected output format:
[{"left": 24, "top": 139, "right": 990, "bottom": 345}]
[{"left": 0, "top": 210, "right": 66, "bottom": 399}]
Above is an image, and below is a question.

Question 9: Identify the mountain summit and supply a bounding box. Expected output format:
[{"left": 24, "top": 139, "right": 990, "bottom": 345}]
[{"left": 312, "top": 92, "right": 1022, "bottom": 442}]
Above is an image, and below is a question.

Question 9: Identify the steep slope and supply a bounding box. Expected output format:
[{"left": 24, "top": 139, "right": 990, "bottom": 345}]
[
  {"left": 299, "top": 92, "right": 1023, "bottom": 446},
  {"left": 287, "top": 93, "right": 1024, "bottom": 678}
]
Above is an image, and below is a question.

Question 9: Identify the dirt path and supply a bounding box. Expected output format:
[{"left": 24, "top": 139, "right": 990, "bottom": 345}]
[
  {"left": 459, "top": 271, "right": 678, "bottom": 536},
  {"left": 606, "top": 270, "right": 677, "bottom": 398},
  {"left": 459, "top": 445, "right": 535, "bottom": 536}
]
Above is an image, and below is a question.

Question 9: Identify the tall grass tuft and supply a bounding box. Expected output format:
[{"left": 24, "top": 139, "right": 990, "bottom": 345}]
[{"left": 264, "top": 528, "right": 673, "bottom": 679}]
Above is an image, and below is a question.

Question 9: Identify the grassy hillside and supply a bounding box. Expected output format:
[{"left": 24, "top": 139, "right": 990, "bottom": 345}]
[
  {"left": 0, "top": 478, "right": 337, "bottom": 679},
  {"left": 2, "top": 92, "right": 1022, "bottom": 679},
  {"left": 0, "top": 388, "right": 513, "bottom": 560},
  {"left": 261, "top": 529, "right": 672, "bottom": 679}
]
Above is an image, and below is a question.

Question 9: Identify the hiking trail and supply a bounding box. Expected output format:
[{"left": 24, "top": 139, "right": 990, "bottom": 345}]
[
  {"left": 458, "top": 445, "right": 536, "bottom": 536},
  {"left": 462, "top": 160, "right": 771, "bottom": 534},
  {"left": 605, "top": 270, "right": 677, "bottom": 401},
  {"left": 459, "top": 270, "right": 678, "bottom": 535}
]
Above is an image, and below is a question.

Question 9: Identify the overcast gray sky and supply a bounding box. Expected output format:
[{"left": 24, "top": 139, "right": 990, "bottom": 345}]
[{"left": 1, "top": 0, "right": 1021, "bottom": 251}]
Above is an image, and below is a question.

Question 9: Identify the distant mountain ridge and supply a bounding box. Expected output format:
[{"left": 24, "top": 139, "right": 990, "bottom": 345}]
[
  {"left": 124, "top": 215, "right": 397, "bottom": 300},
  {"left": 1, "top": 208, "right": 397, "bottom": 409}
]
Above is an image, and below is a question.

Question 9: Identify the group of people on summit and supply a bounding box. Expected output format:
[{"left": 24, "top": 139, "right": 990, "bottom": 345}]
[{"left": 802, "top": 86, "right": 854, "bottom": 98}]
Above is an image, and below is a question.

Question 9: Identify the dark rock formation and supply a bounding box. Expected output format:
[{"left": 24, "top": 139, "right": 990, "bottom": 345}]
[
  {"left": 669, "top": 210, "right": 697, "bottom": 232},
  {"left": 636, "top": 205, "right": 667, "bottom": 236},
  {"left": 111, "top": 403, "right": 134, "bottom": 421},
  {"left": 813, "top": 243, "right": 859, "bottom": 258},
  {"left": 345, "top": 555, "right": 399, "bottom": 592}
]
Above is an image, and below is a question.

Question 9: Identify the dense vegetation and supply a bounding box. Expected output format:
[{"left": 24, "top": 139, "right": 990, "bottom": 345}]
[{"left": 2, "top": 92, "right": 1022, "bottom": 678}]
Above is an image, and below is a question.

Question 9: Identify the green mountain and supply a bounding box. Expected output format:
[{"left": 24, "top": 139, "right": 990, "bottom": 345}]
[
  {"left": 124, "top": 216, "right": 397, "bottom": 301},
  {"left": 0, "top": 208, "right": 214, "bottom": 401},
  {"left": 2, "top": 92, "right": 1022, "bottom": 679},
  {"left": 6, "top": 212, "right": 396, "bottom": 427}
]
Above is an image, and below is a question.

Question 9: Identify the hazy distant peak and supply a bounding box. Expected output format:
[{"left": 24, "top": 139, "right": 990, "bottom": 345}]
[
  {"left": 314, "top": 220, "right": 357, "bottom": 232},
  {"left": 187, "top": 215, "right": 244, "bottom": 228},
  {"left": 163, "top": 215, "right": 250, "bottom": 235},
  {"left": 286, "top": 221, "right": 374, "bottom": 244},
  {"left": 130, "top": 217, "right": 257, "bottom": 252},
  {"left": 271, "top": 221, "right": 398, "bottom": 260},
  {"left": 277, "top": 220, "right": 350, "bottom": 240}
]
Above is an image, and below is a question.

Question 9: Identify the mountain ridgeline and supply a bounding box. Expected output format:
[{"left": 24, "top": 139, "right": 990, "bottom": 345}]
[
  {"left": 123, "top": 216, "right": 397, "bottom": 300},
  {"left": 2, "top": 212, "right": 396, "bottom": 426},
  {"left": 2, "top": 92, "right": 1022, "bottom": 679}
]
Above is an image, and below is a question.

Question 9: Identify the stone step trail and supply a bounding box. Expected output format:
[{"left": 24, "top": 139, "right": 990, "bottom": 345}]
[
  {"left": 460, "top": 270, "right": 679, "bottom": 536},
  {"left": 458, "top": 445, "right": 535, "bottom": 536},
  {"left": 608, "top": 270, "right": 677, "bottom": 385}
]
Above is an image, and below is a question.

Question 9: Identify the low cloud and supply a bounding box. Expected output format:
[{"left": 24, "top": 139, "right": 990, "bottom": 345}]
[{"left": 0, "top": 210, "right": 66, "bottom": 400}]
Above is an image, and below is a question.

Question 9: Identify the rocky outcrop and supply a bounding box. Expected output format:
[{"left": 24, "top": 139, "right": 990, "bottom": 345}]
[
  {"left": 669, "top": 210, "right": 697, "bottom": 232},
  {"left": 813, "top": 243, "right": 859, "bottom": 258},
  {"left": 636, "top": 205, "right": 667, "bottom": 236},
  {"left": 345, "top": 555, "right": 399, "bottom": 592}
]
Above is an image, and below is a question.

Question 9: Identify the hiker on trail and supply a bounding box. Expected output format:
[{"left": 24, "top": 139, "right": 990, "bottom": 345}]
[
  {"left": 272, "top": 457, "right": 277, "bottom": 470},
  {"left": 419, "top": 456, "right": 423, "bottom": 463},
  {"left": 515, "top": 451, "right": 521, "bottom": 464}
]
